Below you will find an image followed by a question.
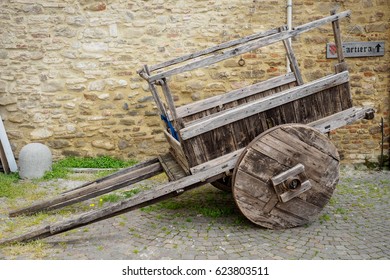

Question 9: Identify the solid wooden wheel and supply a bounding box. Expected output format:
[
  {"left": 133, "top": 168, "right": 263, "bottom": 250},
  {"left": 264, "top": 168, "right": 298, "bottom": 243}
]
[{"left": 232, "top": 124, "right": 340, "bottom": 229}]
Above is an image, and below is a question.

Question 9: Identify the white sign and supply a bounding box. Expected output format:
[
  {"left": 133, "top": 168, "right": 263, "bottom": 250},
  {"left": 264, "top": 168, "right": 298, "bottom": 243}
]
[{"left": 326, "top": 41, "right": 385, "bottom": 58}]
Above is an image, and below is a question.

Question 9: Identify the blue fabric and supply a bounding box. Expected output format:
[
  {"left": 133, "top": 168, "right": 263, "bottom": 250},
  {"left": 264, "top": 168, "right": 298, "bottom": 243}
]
[{"left": 161, "top": 115, "right": 179, "bottom": 141}]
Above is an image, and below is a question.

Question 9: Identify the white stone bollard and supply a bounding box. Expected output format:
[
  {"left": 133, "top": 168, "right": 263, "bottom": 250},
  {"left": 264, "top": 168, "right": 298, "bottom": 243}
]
[{"left": 18, "top": 143, "right": 52, "bottom": 179}]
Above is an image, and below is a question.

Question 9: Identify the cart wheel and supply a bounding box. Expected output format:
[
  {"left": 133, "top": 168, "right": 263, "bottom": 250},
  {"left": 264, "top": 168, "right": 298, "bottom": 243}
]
[{"left": 232, "top": 124, "right": 340, "bottom": 229}]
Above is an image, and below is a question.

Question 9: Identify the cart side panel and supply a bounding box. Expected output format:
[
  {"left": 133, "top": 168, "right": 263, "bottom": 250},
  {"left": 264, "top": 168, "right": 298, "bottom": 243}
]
[
  {"left": 180, "top": 80, "right": 297, "bottom": 168},
  {"left": 180, "top": 80, "right": 352, "bottom": 167}
]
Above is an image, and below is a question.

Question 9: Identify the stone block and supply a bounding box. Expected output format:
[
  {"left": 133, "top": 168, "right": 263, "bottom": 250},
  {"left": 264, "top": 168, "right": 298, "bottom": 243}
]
[
  {"left": 0, "top": 81, "right": 7, "bottom": 93},
  {"left": 19, "top": 143, "right": 52, "bottom": 179},
  {"left": 30, "top": 128, "right": 53, "bottom": 140}
]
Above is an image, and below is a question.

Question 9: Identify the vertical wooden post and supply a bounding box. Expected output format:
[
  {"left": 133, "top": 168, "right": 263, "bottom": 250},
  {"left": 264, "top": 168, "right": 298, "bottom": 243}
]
[
  {"left": 331, "top": 10, "right": 348, "bottom": 73},
  {"left": 0, "top": 117, "right": 17, "bottom": 173},
  {"left": 160, "top": 78, "right": 185, "bottom": 129},
  {"left": 283, "top": 36, "right": 304, "bottom": 85},
  {"left": 143, "top": 65, "right": 167, "bottom": 117}
]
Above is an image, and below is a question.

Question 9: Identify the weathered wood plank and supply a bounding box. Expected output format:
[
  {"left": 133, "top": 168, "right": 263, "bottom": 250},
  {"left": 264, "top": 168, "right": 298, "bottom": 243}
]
[
  {"left": 331, "top": 10, "right": 346, "bottom": 67},
  {"left": 143, "top": 65, "right": 167, "bottom": 117},
  {"left": 180, "top": 71, "right": 349, "bottom": 140},
  {"left": 308, "top": 106, "right": 375, "bottom": 133},
  {"left": 283, "top": 38, "right": 304, "bottom": 85},
  {"left": 233, "top": 187, "right": 268, "bottom": 209},
  {"left": 233, "top": 169, "right": 273, "bottom": 202},
  {"left": 0, "top": 141, "right": 10, "bottom": 174},
  {"left": 163, "top": 130, "right": 189, "bottom": 172},
  {"left": 281, "top": 125, "right": 339, "bottom": 160},
  {"left": 158, "top": 153, "right": 187, "bottom": 181},
  {"left": 9, "top": 161, "right": 163, "bottom": 217},
  {"left": 267, "top": 207, "right": 308, "bottom": 228},
  {"left": 0, "top": 117, "right": 17, "bottom": 173},
  {"left": 190, "top": 148, "right": 244, "bottom": 174},
  {"left": 262, "top": 196, "right": 280, "bottom": 214},
  {"left": 271, "top": 164, "right": 305, "bottom": 186},
  {"left": 279, "top": 181, "right": 312, "bottom": 203},
  {"left": 276, "top": 197, "right": 322, "bottom": 221},
  {"left": 160, "top": 79, "right": 184, "bottom": 129},
  {"left": 180, "top": 81, "right": 297, "bottom": 167},
  {"left": 175, "top": 72, "right": 296, "bottom": 119},
  {"left": 0, "top": 157, "right": 234, "bottom": 244},
  {"left": 147, "top": 11, "right": 351, "bottom": 82},
  {"left": 338, "top": 82, "right": 353, "bottom": 109},
  {"left": 62, "top": 157, "right": 160, "bottom": 193},
  {"left": 146, "top": 27, "right": 282, "bottom": 72},
  {"left": 257, "top": 131, "right": 334, "bottom": 177}
]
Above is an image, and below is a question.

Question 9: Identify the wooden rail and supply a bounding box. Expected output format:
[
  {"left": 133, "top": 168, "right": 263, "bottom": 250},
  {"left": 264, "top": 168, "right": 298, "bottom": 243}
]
[
  {"left": 147, "top": 27, "right": 283, "bottom": 73},
  {"left": 180, "top": 71, "right": 350, "bottom": 140},
  {"left": 175, "top": 72, "right": 297, "bottom": 120},
  {"left": 144, "top": 11, "right": 351, "bottom": 82}
]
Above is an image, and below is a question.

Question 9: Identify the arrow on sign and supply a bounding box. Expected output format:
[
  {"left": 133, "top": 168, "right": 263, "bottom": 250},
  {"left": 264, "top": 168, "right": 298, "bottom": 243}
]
[{"left": 376, "top": 44, "right": 381, "bottom": 52}]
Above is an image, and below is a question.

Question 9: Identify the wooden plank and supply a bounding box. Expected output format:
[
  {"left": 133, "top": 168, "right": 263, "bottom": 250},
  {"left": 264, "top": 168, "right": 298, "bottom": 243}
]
[
  {"left": 160, "top": 79, "right": 180, "bottom": 125},
  {"left": 233, "top": 169, "right": 273, "bottom": 202},
  {"left": 181, "top": 81, "right": 298, "bottom": 167},
  {"left": 267, "top": 207, "right": 308, "bottom": 227},
  {"left": 308, "top": 106, "right": 375, "bottom": 133},
  {"left": 0, "top": 156, "right": 232, "bottom": 244},
  {"left": 0, "top": 141, "right": 10, "bottom": 173},
  {"left": 146, "top": 27, "right": 283, "bottom": 72},
  {"left": 9, "top": 162, "right": 164, "bottom": 217},
  {"left": 158, "top": 153, "right": 187, "bottom": 181},
  {"left": 262, "top": 196, "right": 279, "bottom": 214},
  {"left": 0, "top": 117, "right": 17, "bottom": 173},
  {"left": 163, "top": 131, "right": 190, "bottom": 172},
  {"left": 281, "top": 125, "right": 339, "bottom": 160},
  {"left": 276, "top": 197, "right": 322, "bottom": 221},
  {"left": 279, "top": 181, "right": 312, "bottom": 203},
  {"left": 271, "top": 164, "right": 305, "bottom": 186},
  {"left": 175, "top": 72, "right": 296, "bottom": 119},
  {"left": 180, "top": 71, "right": 349, "bottom": 140},
  {"left": 163, "top": 130, "right": 182, "bottom": 155},
  {"left": 147, "top": 11, "right": 351, "bottom": 82},
  {"left": 254, "top": 136, "right": 338, "bottom": 204},
  {"left": 62, "top": 157, "right": 160, "bottom": 193},
  {"left": 190, "top": 148, "right": 244, "bottom": 174},
  {"left": 337, "top": 82, "right": 353, "bottom": 110},
  {"left": 331, "top": 10, "right": 345, "bottom": 67},
  {"left": 283, "top": 38, "right": 304, "bottom": 85},
  {"left": 265, "top": 129, "right": 334, "bottom": 173},
  {"left": 142, "top": 65, "right": 167, "bottom": 117},
  {"left": 233, "top": 187, "right": 267, "bottom": 209}
]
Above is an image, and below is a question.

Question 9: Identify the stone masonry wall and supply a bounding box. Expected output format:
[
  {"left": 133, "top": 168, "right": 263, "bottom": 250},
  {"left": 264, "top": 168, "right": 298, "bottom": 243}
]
[{"left": 0, "top": 0, "right": 388, "bottom": 164}]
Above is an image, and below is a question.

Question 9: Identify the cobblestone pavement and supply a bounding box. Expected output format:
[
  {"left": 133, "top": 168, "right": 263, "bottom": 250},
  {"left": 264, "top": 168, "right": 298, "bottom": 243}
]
[{"left": 0, "top": 168, "right": 389, "bottom": 260}]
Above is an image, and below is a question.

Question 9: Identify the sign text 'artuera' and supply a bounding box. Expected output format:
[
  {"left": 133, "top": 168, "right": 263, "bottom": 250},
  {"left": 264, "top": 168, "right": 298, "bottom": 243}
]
[{"left": 326, "top": 41, "right": 385, "bottom": 58}]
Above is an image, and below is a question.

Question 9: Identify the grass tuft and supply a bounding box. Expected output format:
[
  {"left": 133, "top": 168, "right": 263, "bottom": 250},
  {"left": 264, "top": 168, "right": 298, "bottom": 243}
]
[
  {"left": 42, "top": 156, "right": 138, "bottom": 180},
  {"left": 0, "top": 173, "right": 23, "bottom": 199}
]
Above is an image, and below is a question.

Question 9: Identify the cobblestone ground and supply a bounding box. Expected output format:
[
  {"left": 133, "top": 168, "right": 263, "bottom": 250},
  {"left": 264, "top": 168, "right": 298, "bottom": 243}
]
[{"left": 0, "top": 168, "right": 389, "bottom": 260}]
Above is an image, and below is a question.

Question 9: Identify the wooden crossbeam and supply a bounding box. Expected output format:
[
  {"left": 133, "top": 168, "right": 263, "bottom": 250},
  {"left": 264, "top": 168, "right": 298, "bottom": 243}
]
[
  {"left": 0, "top": 154, "right": 236, "bottom": 244},
  {"left": 9, "top": 159, "right": 163, "bottom": 217},
  {"left": 146, "top": 27, "right": 283, "bottom": 73},
  {"left": 146, "top": 11, "right": 351, "bottom": 82},
  {"left": 309, "top": 106, "right": 375, "bottom": 133}
]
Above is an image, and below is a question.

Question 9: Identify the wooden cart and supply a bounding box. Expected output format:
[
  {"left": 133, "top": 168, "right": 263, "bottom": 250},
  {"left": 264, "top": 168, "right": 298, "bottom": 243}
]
[{"left": 1, "top": 11, "right": 374, "bottom": 244}]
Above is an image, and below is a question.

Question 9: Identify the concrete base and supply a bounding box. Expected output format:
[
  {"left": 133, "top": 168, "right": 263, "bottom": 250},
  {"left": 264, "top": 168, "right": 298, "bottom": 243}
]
[{"left": 18, "top": 143, "right": 52, "bottom": 179}]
